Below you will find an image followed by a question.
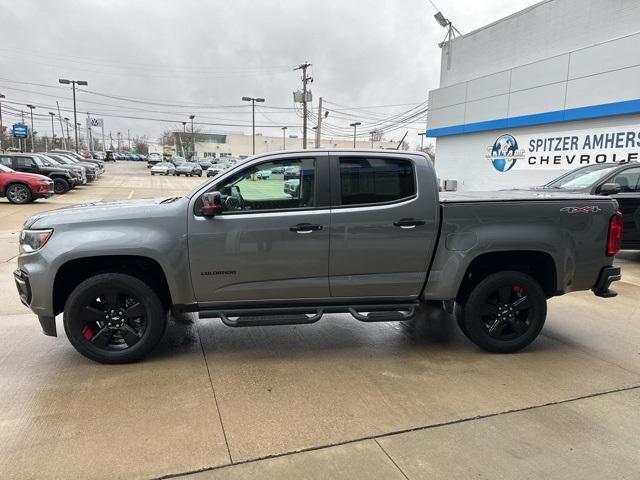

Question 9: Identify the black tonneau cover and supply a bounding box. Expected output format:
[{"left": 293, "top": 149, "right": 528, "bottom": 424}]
[{"left": 439, "top": 189, "right": 606, "bottom": 203}]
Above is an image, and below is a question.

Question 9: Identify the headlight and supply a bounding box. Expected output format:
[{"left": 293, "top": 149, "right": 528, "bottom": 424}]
[{"left": 20, "top": 229, "right": 53, "bottom": 253}]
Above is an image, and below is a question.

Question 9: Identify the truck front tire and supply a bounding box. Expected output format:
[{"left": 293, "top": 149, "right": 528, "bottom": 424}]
[
  {"left": 457, "top": 271, "right": 546, "bottom": 353},
  {"left": 63, "top": 273, "right": 167, "bottom": 364}
]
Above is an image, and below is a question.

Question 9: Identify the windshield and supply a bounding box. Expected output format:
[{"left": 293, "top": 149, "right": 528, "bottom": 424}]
[
  {"left": 37, "top": 155, "right": 60, "bottom": 167},
  {"left": 48, "top": 154, "right": 71, "bottom": 164},
  {"left": 0, "top": 164, "right": 13, "bottom": 173},
  {"left": 545, "top": 164, "right": 618, "bottom": 189}
]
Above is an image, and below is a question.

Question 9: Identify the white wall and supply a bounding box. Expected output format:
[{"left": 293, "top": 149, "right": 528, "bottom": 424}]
[
  {"left": 435, "top": 114, "right": 640, "bottom": 191},
  {"left": 440, "top": 0, "right": 640, "bottom": 87},
  {"left": 428, "top": 30, "right": 640, "bottom": 132}
]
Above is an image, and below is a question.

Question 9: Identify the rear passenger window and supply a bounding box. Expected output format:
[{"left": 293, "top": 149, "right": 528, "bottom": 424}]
[{"left": 339, "top": 157, "right": 415, "bottom": 206}]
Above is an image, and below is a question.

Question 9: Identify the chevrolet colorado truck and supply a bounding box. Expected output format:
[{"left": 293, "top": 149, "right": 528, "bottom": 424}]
[{"left": 14, "top": 150, "right": 622, "bottom": 363}]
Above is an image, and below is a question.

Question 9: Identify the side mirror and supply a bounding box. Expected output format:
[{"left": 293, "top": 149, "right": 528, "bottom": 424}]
[
  {"left": 198, "top": 191, "right": 223, "bottom": 217},
  {"left": 599, "top": 183, "right": 621, "bottom": 195}
]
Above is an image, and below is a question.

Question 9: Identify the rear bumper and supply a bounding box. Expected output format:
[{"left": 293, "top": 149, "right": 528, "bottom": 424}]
[{"left": 592, "top": 266, "right": 621, "bottom": 298}]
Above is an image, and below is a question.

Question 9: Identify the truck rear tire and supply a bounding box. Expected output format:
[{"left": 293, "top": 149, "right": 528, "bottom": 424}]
[
  {"left": 459, "top": 271, "right": 546, "bottom": 353},
  {"left": 63, "top": 273, "right": 167, "bottom": 364}
]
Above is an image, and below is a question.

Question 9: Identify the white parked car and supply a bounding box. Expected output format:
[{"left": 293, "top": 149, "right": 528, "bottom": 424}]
[{"left": 150, "top": 162, "right": 176, "bottom": 175}]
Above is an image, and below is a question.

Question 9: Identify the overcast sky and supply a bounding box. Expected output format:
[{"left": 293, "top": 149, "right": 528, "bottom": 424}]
[{"left": 1, "top": 0, "right": 538, "bottom": 149}]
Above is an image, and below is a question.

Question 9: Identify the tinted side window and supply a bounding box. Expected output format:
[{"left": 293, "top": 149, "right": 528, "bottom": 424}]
[
  {"left": 0, "top": 156, "right": 12, "bottom": 168},
  {"left": 339, "top": 157, "right": 415, "bottom": 206},
  {"left": 13, "top": 156, "right": 36, "bottom": 168},
  {"left": 610, "top": 168, "right": 640, "bottom": 193}
]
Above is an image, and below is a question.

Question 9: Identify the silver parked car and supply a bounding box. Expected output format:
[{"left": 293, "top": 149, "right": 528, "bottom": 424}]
[
  {"left": 150, "top": 162, "right": 176, "bottom": 175},
  {"left": 174, "top": 163, "right": 202, "bottom": 177}
]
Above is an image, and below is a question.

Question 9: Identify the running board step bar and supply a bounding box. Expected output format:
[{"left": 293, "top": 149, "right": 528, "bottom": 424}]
[{"left": 199, "top": 303, "right": 417, "bottom": 327}]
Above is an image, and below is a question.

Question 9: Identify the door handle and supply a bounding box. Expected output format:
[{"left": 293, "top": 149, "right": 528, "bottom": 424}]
[
  {"left": 290, "top": 223, "right": 323, "bottom": 234},
  {"left": 393, "top": 218, "right": 426, "bottom": 229}
]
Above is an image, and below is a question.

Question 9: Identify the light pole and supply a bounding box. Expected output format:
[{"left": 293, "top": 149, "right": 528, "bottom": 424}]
[
  {"left": 189, "top": 115, "right": 195, "bottom": 159},
  {"left": 281, "top": 126, "right": 287, "bottom": 150},
  {"left": 418, "top": 132, "right": 424, "bottom": 150},
  {"left": 0, "top": 93, "right": 4, "bottom": 152},
  {"left": 242, "top": 96, "right": 265, "bottom": 155},
  {"left": 59, "top": 79, "right": 88, "bottom": 152},
  {"left": 349, "top": 122, "right": 361, "bottom": 148},
  {"left": 26, "top": 104, "right": 36, "bottom": 152}
]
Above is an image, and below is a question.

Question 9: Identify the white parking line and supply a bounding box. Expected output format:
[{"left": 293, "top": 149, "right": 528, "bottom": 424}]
[{"left": 127, "top": 190, "right": 135, "bottom": 199}]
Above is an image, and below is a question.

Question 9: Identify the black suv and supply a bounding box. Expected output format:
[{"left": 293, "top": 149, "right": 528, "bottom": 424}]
[
  {"left": 0, "top": 153, "right": 76, "bottom": 194},
  {"left": 540, "top": 161, "right": 640, "bottom": 249}
]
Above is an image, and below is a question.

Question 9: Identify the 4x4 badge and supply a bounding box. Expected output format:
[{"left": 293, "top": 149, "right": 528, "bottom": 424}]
[{"left": 560, "top": 206, "right": 601, "bottom": 214}]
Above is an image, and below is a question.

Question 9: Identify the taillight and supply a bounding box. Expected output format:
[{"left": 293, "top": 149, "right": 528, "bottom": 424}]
[{"left": 607, "top": 213, "right": 622, "bottom": 256}]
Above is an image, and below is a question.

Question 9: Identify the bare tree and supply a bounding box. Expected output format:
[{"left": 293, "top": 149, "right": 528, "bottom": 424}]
[
  {"left": 419, "top": 142, "right": 436, "bottom": 161},
  {"left": 133, "top": 135, "right": 149, "bottom": 155}
]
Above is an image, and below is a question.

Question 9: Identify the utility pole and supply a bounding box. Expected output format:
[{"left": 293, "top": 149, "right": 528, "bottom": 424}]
[
  {"left": 0, "top": 93, "right": 4, "bottom": 152},
  {"left": 281, "top": 126, "right": 287, "bottom": 150},
  {"left": 26, "top": 104, "right": 36, "bottom": 152},
  {"left": 59, "top": 79, "right": 88, "bottom": 152},
  {"left": 56, "top": 102, "right": 65, "bottom": 149},
  {"left": 181, "top": 121, "right": 187, "bottom": 157},
  {"left": 315, "top": 97, "right": 324, "bottom": 148},
  {"left": 49, "top": 112, "right": 56, "bottom": 149},
  {"left": 241, "top": 97, "right": 265, "bottom": 155},
  {"left": 349, "top": 122, "right": 361, "bottom": 148},
  {"left": 127, "top": 129, "right": 131, "bottom": 151},
  {"left": 189, "top": 115, "right": 195, "bottom": 158},
  {"left": 418, "top": 132, "right": 424, "bottom": 150},
  {"left": 294, "top": 62, "right": 312, "bottom": 149},
  {"left": 64, "top": 117, "right": 70, "bottom": 149},
  {"left": 87, "top": 113, "right": 94, "bottom": 152},
  {"left": 370, "top": 131, "right": 375, "bottom": 148},
  {"left": 117, "top": 131, "right": 121, "bottom": 152}
]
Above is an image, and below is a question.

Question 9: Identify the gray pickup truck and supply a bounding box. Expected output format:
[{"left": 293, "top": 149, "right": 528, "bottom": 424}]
[{"left": 14, "top": 150, "right": 622, "bottom": 363}]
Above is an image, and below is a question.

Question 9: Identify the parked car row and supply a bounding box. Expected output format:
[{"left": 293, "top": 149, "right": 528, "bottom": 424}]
[
  {"left": 88, "top": 151, "right": 146, "bottom": 162},
  {"left": 0, "top": 150, "right": 105, "bottom": 204},
  {"left": 149, "top": 156, "right": 242, "bottom": 178}
]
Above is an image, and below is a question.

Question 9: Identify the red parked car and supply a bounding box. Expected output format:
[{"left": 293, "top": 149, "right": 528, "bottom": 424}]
[{"left": 0, "top": 164, "right": 54, "bottom": 204}]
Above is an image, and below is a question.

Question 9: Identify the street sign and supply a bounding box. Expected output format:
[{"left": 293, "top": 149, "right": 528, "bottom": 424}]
[
  {"left": 88, "top": 117, "right": 104, "bottom": 128},
  {"left": 12, "top": 124, "right": 29, "bottom": 138}
]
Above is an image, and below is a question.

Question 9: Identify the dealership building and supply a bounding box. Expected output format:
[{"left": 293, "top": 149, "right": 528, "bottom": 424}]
[{"left": 426, "top": 0, "right": 640, "bottom": 191}]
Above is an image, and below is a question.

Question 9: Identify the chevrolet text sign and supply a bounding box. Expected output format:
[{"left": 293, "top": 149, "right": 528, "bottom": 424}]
[{"left": 486, "top": 127, "right": 640, "bottom": 172}]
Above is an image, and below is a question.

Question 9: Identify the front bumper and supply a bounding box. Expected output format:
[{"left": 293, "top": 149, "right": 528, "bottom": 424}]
[
  {"left": 14, "top": 268, "right": 57, "bottom": 336},
  {"left": 592, "top": 266, "right": 621, "bottom": 298},
  {"left": 14, "top": 269, "right": 32, "bottom": 306}
]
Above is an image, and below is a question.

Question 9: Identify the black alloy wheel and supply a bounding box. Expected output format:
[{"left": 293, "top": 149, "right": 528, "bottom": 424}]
[
  {"left": 53, "top": 178, "right": 70, "bottom": 194},
  {"left": 64, "top": 273, "right": 166, "bottom": 363},
  {"left": 458, "top": 271, "right": 546, "bottom": 353}
]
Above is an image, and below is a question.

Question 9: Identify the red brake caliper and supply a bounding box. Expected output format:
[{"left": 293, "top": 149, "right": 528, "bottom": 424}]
[
  {"left": 82, "top": 325, "right": 93, "bottom": 340},
  {"left": 512, "top": 285, "right": 524, "bottom": 296}
]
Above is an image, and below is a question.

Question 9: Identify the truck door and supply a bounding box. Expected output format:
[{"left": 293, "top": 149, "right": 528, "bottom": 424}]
[
  {"left": 187, "top": 154, "right": 331, "bottom": 302},
  {"left": 608, "top": 166, "right": 640, "bottom": 248},
  {"left": 328, "top": 155, "right": 439, "bottom": 298}
]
